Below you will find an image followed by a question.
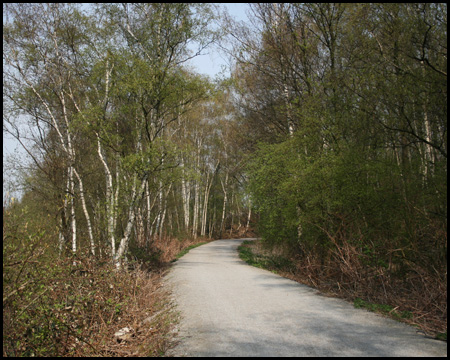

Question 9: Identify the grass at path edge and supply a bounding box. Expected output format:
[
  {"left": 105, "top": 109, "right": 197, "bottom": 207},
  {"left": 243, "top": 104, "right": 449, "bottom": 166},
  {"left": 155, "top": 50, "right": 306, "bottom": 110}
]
[{"left": 172, "top": 242, "right": 208, "bottom": 262}]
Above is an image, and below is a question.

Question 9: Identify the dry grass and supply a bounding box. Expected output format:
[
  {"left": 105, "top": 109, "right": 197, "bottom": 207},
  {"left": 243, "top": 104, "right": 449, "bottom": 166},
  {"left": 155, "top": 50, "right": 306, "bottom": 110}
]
[
  {"left": 3, "top": 222, "right": 209, "bottom": 357},
  {"left": 71, "top": 266, "right": 177, "bottom": 357},
  {"left": 3, "top": 255, "right": 176, "bottom": 357}
]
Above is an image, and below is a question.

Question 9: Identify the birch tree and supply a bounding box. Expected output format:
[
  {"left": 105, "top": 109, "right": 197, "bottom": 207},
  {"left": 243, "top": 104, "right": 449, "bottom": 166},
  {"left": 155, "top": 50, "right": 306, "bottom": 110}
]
[
  {"left": 4, "top": 3, "right": 220, "bottom": 265},
  {"left": 3, "top": 3, "right": 96, "bottom": 255},
  {"left": 100, "top": 3, "right": 218, "bottom": 265}
]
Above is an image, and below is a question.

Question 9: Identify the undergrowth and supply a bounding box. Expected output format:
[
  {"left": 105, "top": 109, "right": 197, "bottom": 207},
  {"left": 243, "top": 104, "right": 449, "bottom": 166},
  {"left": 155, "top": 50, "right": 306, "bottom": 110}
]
[
  {"left": 3, "top": 205, "right": 209, "bottom": 357},
  {"left": 238, "top": 242, "right": 294, "bottom": 273}
]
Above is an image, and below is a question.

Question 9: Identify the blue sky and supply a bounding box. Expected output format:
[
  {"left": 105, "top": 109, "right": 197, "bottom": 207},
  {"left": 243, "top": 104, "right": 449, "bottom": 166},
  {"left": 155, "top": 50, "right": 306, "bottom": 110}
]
[{"left": 187, "top": 3, "right": 250, "bottom": 79}]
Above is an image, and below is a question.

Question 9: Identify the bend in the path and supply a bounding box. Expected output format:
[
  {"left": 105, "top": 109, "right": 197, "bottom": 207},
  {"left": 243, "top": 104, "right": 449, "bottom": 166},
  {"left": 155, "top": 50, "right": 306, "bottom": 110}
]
[{"left": 165, "top": 239, "right": 447, "bottom": 357}]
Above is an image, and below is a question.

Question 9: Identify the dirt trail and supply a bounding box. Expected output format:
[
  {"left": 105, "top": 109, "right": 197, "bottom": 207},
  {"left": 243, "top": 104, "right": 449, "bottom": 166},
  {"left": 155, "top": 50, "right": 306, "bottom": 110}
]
[{"left": 165, "top": 239, "right": 446, "bottom": 357}]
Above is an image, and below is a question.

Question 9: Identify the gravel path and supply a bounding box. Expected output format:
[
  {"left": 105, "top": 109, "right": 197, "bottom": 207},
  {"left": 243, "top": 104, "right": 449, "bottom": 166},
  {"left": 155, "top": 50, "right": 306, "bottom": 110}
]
[{"left": 165, "top": 239, "right": 447, "bottom": 357}]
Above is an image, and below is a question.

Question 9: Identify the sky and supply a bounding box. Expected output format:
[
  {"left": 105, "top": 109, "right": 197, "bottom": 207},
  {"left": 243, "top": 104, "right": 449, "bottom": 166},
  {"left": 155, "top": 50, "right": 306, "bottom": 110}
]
[
  {"left": 2, "top": 3, "right": 251, "bottom": 200},
  {"left": 186, "top": 3, "right": 250, "bottom": 79}
]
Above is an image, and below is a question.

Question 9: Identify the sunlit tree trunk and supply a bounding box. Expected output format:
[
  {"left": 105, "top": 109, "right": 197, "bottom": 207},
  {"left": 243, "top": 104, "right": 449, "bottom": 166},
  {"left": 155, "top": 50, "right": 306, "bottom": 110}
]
[
  {"left": 114, "top": 173, "right": 148, "bottom": 268},
  {"left": 145, "top": 180, "right": 154, "bottom": 247},
  {"left": 220, "top": 171, "right": 229, "bottom": 235},
  {"left": 192, "top": 136, "right": 202, "bottom": 238},
  {"left": 201, "top": 162, "right": 218, "bottom": 237},
  {"left": 96, "top": 134, "right": 116, "bottom": 257},
  {"left": 181, "top": 158, "right": 191, "bottom": 231},
  {"left": 246, "top": 198, "right": 252, "bottom": 232},
  {"left": 74, "top": 168, "right": 95, "bottom": 255},
  {"left": 159, "top": 183, "right": 173, "bottom": 239}
]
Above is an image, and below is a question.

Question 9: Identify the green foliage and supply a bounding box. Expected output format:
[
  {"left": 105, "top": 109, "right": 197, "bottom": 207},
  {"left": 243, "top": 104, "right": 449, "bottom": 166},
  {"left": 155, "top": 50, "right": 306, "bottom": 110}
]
[
  {"left": 247, "top": 140, "right": 300, "bottom": 246},
  {"left": 248, "top": 127, "right": 446, "bottom": 272},
  {"left": 242, "top": 5, "right": 446, "bottom": 336}
]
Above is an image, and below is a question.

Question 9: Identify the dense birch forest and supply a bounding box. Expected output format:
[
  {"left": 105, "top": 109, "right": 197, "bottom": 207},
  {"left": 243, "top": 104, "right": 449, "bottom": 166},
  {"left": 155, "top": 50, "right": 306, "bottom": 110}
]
[
  {"left": 4, "top": 3, "right": 250, "bottom": 265},
  {"left": 3, "top": 3, "right": 447, "bottom": 356}
]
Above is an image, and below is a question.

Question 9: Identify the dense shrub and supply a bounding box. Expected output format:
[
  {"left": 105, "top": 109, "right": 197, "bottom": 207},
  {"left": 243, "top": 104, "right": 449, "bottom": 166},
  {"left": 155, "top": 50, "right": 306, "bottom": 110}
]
[
  {"left": 3, "top": 204, "right": 178, "bottom": 357},
  {"left": 246, "top": 133, "right": 447, "bottom": 337}
]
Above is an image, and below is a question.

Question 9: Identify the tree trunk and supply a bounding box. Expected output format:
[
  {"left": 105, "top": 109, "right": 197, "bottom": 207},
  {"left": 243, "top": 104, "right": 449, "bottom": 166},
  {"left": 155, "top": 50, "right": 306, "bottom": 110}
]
[
  {"left": 68, "top": 165, "right": 77, "bottom": 254},
  {"left": 155, "top": 180, "right": 163, "bottom": 239},
  {"left": 97, "top": 134, "right": 116, "bottom": 257},
  {"left": 181, "top": 157, "right": 191, "bottom": 231},
  {"left": 73, "top": 168, "right": 95, "bottom": 255},
  {"left": 114, "top": 174, "right": 148, "bottom": 268},
  {"left": 145, "top": 180, "right": 153, "bottom": 248},
  {"left": 192, "top": 178, "right": 200, "bottom": 238},
  {"left": 220, "top": 171, "right": 229, "bottom": 235},
  {"left": 246, "top": 198, "right": 252, "bottom": 232},
  {"left": 192, "top": 138, "right": 202, "bottom": 238},
  {"left": 200, "top": 162, "right": 217, "bottom": 236},
  {"left": 159, "top": 183, "right": 173, "bottom": 239}
]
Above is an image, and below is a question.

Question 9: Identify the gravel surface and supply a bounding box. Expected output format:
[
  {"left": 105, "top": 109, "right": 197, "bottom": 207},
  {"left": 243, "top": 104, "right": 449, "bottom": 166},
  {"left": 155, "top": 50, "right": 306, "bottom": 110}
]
[{"left": 165, "top": 239, "right": 447, "bottom": 357}]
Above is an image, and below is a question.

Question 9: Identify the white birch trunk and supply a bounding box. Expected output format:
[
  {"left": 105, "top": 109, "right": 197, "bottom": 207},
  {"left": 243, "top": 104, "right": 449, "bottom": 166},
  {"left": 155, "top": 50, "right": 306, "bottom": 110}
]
[
  {"left": 220, "top": 172, "right": 229, "bottom": 234},
  {"left": 145, "top": 180, "right": 152, "bottom": 246},
  {"left": 60, "top": 92, "right": 77, "bottom": 254},
  {"left": 420, "top": 60, "right": 435, "bottom": 180},
  {"left": 229, "top": 190, "right": 234, "bottom": 236},
  {"left": 73, "top": 168, "right": 95, "bottom": 255},
  {"left": 236, "top": 193, "right": 242, "bottom": 232},
  {"left": 192, "top": 179, "right": 199, "bottom": 238},
  {"left": 58, "top": 222, "right": 65, "bottom": 255},
  {"left": 192, "top": 137, "right": 202, "bottom": 238},
  {"left": 172, "top": 187, "right": 181, "bottom": 234},
  {"left": 284, "top": 84, "right": 295, "bottom": 136},
  {"left": 135, "top": 207, "right": 145, "bottom": 247},
  {"left": 201, "top": 162, "right": 219, "bottom": 237},
  {"left": 115, "top": 174, "right": 148, "bottom": 269},
  {"left": 96, "top": 134, "right": 116, "bottom": 257},
  {"left": 200, "top": 172, "right": 211, "bottom": 237},
  {"left": 159, "top": 183, "right": 173, "bottom": 239},
  {"left": 113, "top": 156, "right": 120, "bottom": 239},
  {"left": 68, "top": 165, "right": 77, "bottom": 253},
  {"left": 423, "top": 98, "right": 434, "bottom": 179},
  {"left": 180, "top": 158, "right": 191, "bottom": 231},
  {"left": 246, "top": 200, "right": 252, "bottom": 232},
  {"left": 155, "top": 180, "right": 163, "bottom": 238}
]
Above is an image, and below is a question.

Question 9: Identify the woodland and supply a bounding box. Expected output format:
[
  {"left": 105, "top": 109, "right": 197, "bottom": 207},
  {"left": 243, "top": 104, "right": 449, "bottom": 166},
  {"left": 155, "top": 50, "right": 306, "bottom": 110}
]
[{"left": 3, "top": 3, "right": 447, "bottom": 356}]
